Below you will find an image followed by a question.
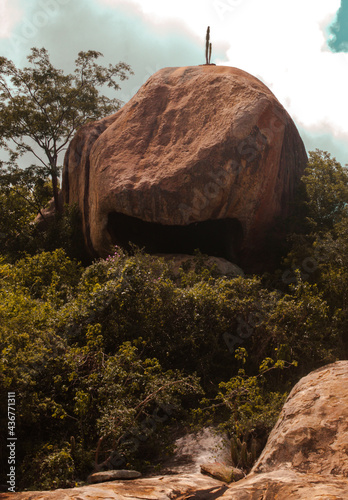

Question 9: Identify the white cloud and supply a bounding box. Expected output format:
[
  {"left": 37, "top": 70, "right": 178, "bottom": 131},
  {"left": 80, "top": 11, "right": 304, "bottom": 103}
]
[
  {"left": 222, "top": 0, "right": 348, "bottom": 137},
  {"left": 3, "top": 0, "right": 347, "bottom": 161},
  {"left": 0, "top": 0, "right": 22, "bottom": 38},
  {"left": 97, "top": 0, "right": 348, "bottom": 162}
]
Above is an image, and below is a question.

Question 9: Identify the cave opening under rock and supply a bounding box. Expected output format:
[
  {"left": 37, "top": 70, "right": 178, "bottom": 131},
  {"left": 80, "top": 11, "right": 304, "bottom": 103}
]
[{"left": 107, "top": 213, "right": 244, "bottom": 262}]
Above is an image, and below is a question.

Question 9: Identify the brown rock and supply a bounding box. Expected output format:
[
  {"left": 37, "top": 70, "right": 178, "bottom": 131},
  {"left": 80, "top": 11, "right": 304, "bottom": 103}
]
[
  {"left": 61, "top": 65, "right": 307, "bottom": 264},
  {"left": 0, "top": 473, "right": 226, "bottom": 499},
  {"left": 220, "top": 470, "right": 348, "bottom": 499},
  {"left": 87, "top": 469, "right": 141, "bottom": 483},
  {"left": 252, "top": 360, "right": 348, "bottom": 477},
  {"left": 200, "top": 462, "right": 244, "bottom": 483},
  {"left": 221, "top": 360, "right": 348, "bottom": 498}
]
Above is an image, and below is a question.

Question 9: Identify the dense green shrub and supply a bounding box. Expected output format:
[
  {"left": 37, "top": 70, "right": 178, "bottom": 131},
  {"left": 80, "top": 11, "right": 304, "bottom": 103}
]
[
  {"left": 0, "top": 246, "right": 342, "bottom": 489},
  {"left": 33, "top": 204, "right": 90, "bottom": 264},
  {"left": 0, "top": 242, "right": 343, "bottom": 489},
  {"left": 3, "top": 248, "right": 83, "bottom": 302},
  {"left": 20, "top": 443, "right": 76, "bottom": 491}
]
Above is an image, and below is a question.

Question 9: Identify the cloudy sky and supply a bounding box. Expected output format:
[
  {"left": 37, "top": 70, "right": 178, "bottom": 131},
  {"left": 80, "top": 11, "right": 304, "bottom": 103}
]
[{"left": 0, "top": 0, "right": 347, "bottom": 165}]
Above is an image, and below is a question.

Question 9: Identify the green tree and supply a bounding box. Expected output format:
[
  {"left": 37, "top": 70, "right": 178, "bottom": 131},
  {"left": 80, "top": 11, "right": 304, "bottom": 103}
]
[
  {"left": 282, "top": 150, "right": 348, "bottom": 277},
  {"left": 0, "top": 167, "right": 52, "bottom": 254},
  {"left": 302, "top": 150, "right": 348, "bottom": 233},
  {"left": 0, "top": 48, "right": 132, "bottom": 212}
]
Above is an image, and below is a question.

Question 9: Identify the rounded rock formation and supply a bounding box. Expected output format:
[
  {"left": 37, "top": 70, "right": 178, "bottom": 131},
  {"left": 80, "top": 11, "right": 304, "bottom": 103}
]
[
  {"left": 62, "top": 65, "right": 307, "bottom": 264},
  {"left": 252, "top": 360, "right": 348, "bottom": 477}
]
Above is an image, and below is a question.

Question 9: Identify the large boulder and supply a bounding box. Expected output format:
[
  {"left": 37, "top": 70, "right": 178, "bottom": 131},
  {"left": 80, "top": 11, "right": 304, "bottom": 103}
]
[
  {"left": 252, "top": 360, "right": 348, "bottom": 477},
  {"left": 62, "top": 65, "right": 307, "bottom": 264}
]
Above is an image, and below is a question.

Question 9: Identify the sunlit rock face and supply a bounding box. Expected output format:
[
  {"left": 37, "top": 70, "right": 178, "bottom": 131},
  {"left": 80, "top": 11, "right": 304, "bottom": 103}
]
[
  {"left": 252, "top": 361, "right": 348, "bottom": 477},
  {"left": 62, "top": 65, "right": 307, "bottom": 263}
]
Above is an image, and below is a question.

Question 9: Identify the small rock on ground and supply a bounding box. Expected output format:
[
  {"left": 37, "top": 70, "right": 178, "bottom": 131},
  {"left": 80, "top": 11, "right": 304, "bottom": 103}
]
[
  {"left": 200, "top": 463, "right": 244, "bottom": 483},
  {"left": 87, "top": 469, "right": 141, "bottom": 484}
]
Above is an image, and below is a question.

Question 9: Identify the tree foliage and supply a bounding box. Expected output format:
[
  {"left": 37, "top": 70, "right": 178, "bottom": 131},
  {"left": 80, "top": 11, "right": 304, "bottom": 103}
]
[
  {"left": 0, "top": 48, "right": 132, "bottom": 211},
  {"left": 0, "top": 237, "right": 344, "bottom": 489},
  {"left": 0, "top": 168, "right": 53, "bottom": 256},
  {"left": 303, "top": 150, "right": 348, "bottom": 232}
]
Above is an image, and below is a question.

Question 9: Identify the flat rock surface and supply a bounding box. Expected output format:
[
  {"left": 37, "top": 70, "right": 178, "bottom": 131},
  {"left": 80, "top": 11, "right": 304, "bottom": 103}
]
[
  {"left": 0, "top": 473, "right": 227, "bottom": 499},
  {"left": 220, "top": 469, "right": 348, "bottom": 499},
  {"left": 87, "top": 469, "right": 141, "bottom": 483},
  {"left": 3, "top": 471, "right": 348, "bottom": 499}
]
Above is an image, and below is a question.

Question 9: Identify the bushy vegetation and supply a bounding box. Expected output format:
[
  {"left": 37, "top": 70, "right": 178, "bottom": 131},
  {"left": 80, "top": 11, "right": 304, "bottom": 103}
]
[{"left": 0, "top": 150, "right": 347, "bottom": 490}]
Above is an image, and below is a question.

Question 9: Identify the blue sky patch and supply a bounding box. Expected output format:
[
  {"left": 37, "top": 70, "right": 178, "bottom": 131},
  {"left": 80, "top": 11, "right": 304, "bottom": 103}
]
[{"left": 328, "top": 0, "right": 348, "bottom": 52}]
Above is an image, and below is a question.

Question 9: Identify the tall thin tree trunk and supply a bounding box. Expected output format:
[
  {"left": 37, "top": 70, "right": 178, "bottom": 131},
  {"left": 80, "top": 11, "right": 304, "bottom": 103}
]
[{"left": 51, "top": 164, "right": 61, "bottom": 213}]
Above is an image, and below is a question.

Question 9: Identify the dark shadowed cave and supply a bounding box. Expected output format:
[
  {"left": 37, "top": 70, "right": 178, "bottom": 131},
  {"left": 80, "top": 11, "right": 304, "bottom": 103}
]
[{"left": 107, "top": 213, "right": 244, "bottom": 261}]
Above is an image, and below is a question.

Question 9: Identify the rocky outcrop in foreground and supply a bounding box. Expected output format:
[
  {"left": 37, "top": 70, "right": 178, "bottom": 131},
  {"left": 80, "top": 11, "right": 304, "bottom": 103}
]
[
  {"left": 3, "top": 361, "right": 348, "bottom": 499},
  {"left": 223, "top": 360, "right": 348, "bottom": 498},
  {"left": 0, "top": 474, "right": 225, "bottom": 499},
  {"left": 61, "top": 65, "right": 307, "bottom": 262}
]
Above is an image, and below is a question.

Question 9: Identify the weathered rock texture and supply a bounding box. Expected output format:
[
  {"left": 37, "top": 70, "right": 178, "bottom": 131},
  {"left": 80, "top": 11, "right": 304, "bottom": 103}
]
[
  {"left": 222, "top": 360, "right": 348, "bottom": 498},
  {"left": 0, "top": 473, "right": 226, "bottom": 499},
  {"left": 253, "top": 360, "right": 348, "bottom": 477},
  {"left": 200, "top": 462, "right": 245, "bottom": 483},
  {"left": 87, "top": 469, "right": 141, "bottom": 484},
  {"left": 220, "top": 469, "right": 348, "bottom": 499},
  {"left": 61, "top": 65, "right": 307, "bottom": 261},
  {"left": 6, "top": 362, "right": 348, "bottom": 499}
]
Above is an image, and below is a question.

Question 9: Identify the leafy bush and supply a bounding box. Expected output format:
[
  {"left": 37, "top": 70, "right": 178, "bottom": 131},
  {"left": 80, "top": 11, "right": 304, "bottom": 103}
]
[
  {"left": 33, "top": 204, "right": 91, "bottom": 264},
  {"left": 193, "top": 347, "right": 291, "bottom": 471},
  {"left": 20, "top": 443, "right": 76, "bottom": 491},
  {"left": 3, "top": 248, "right": 83, "bottom": 302},
  {"left": 303, "top": 150, "right": 348, "bottom": 232}
]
